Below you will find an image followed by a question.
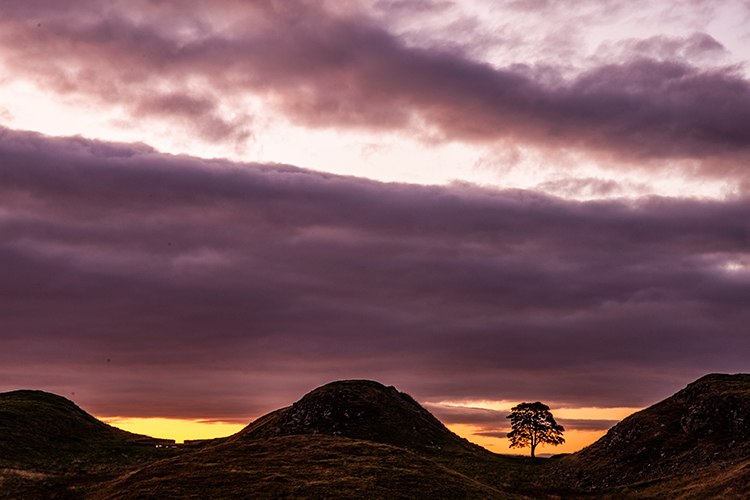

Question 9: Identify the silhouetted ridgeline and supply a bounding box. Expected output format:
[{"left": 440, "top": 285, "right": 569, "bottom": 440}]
[
  {"left": 3, "top": 375, "right": 750, "bottom": 498},
  {"left": 235, "top": 379, "right": 486, "bottom": 455},
  {"left": 557, "top": 373, "right": 750, "bottom": 497},
  {"left": 0, "top": 390, "right": 170, "bottom": 469},
  {"left": 0, "top": 390, "right": 185, "bottom": 499}
]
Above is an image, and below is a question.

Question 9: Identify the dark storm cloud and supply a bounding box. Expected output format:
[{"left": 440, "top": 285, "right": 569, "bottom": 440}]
[
  {"left": 1, "top": 127, "right": 749, "bottom": 418},
  {"left": 1, "top": 1, "right": 749, "bottom": 175}
]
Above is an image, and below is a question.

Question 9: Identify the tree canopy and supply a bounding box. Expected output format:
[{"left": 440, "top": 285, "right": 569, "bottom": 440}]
[{"left": 506, "top": 402, "right": 564, "bottom": 458}]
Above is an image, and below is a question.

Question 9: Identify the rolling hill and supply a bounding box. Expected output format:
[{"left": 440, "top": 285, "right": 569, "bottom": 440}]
[
  {"left": 234, "top": 380, "right": 486, "bottom": 454},
  {"left": 557, "top": 373, "right": 750, "bottom": 498},
  {"left": 4, "top": 375, "right": 750, "bottom": 498},
  {"left": 91, "top": 380, "right": 568, "bottom": 499},
  {"left": 0, "top": 390, "right": 187, "bottom": 499}
]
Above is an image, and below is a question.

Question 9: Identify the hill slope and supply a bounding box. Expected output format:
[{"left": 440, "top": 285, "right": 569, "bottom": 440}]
[
  {"left": 1, "top": 390, "right": 133, "bottom": 467},
  {"left": 94, "top": 435, "right": 520, "bottom": 500},
  {"left": 93, "top": 380, "right": 571, "bottom": 499},
  {"left": 557, "top": 373, "right": 750, "bottom": 497},
  {"left": 235, "top": 380, "right": 485, "bottom": 455},
  {"left": 0, "top": 390, "right": 186, "bottom": 499},
  {"left": 9, "top": 376, "right": 750, "bottom": 499}
]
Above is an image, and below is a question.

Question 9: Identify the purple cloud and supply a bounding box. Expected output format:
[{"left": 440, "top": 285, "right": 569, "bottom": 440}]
[
  {"left": 0, "top": 1, "right": 749, "bottom": 178},
  {"left": 1, "top": 127, "right": 749, "bottom": 419}
]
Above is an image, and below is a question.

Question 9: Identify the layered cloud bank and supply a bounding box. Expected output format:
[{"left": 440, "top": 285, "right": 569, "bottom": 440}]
[
  {"left": 1, "top": 0, "right": 749, "bottom": 192},
  {"left": 2, "top": 128, "right": 749, "bottom": 422},
  {"left": 1, "top": 0, "right": 749, "bottom": 442}
]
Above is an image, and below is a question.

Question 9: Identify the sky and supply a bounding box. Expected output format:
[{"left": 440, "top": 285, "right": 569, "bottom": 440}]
[{"left": 1, "top": 0, "right": 750, "bottom": 453}]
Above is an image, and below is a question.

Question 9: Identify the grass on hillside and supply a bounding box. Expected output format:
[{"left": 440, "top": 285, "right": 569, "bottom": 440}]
[
  {"left": 0, "top": 390, "right": 196, "bottom": 499},
  {"left": 0, "top": 390, "right": 188, "bottom": 474},
  {"left": 93, "top": 435, "right": 524, "bottom": 500}
]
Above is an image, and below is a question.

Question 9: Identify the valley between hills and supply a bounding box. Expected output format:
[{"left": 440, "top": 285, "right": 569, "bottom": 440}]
[{"left": 2, "top": 374, "right": 750, "bottom": 499}]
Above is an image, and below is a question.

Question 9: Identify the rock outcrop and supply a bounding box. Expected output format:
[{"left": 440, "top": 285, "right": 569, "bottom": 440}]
[
  {"left": 236, "top": 380, "right": 485, "bottom": 455},
  {"left": 557, "top": 373, "right": 750, "bottom": 489}
]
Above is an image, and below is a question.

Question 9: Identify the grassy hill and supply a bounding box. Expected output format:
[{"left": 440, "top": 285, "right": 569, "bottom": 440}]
[
  {"left": 0, "top": 390, "right": 188, "bottom": 499},
  {"left": 234, "top": 380, "right": 485, "bottom": 454},
  {"left": 93, "top": 435, "right": 518, "bottom": 500},
  {"left": 4, "top": 375, "right": 750, "bottom": 498},
  {"left": 557, "top": 373, "right": 750, "bottom": 498},
  {"left": 92, "top": 380, "right": 573, "bottom": 499}
]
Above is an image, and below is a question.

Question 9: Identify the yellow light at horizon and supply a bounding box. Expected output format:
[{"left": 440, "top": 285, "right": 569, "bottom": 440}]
[
  {"left": 433, "top": 400, "right": 641, "bottom": 420},
  {"left": 101, "top": 416, "right": 612, "bottom": 453},
  {"left": 99, "top": 417, "right": 248, "bottom": 443},
  {"left": 552, "top": 407, "right": 641, "bottom": 420},
  {"left": 447, "top": 424, "right": 608, "bottom": 456},
  {"left": 431, "top": 401, "right": 642, "bottom": 455},
  {"left": 432, "top": 400, "right": 522, "bottom": 411}
]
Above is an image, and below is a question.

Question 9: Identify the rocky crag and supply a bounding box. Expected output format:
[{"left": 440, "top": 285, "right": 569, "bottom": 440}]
[
  {"left": 235, "top": 379, "right": 486, "bottom": 455},
  {"left": 558, "top": 373, "right": 750, "bottom": 495}
]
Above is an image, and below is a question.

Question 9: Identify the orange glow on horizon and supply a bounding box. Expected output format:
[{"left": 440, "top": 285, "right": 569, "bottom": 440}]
[
  {"left": 430, "top": 401, "right": 643, "bottom": 455},
  {"left": 98, "top": 417, "right": 248, "bottom": 443},
  {"left": 551, "top": 406, "right": 640, "bottom": 420},
  {"left": 447, "top": 424, "right": 609, "bottom": 456},
  {"left": 101, "top": 417, "right": 610, "bottom": 452},
  {"left": 434, "top": 400, "right": 639, "bottom": 420},
  {"left": 98, "top": 403, "right": 641, "bottom": 451}
]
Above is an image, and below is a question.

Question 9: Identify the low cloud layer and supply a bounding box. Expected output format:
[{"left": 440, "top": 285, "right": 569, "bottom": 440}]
[{"left": 2, "top": 127, "right": 749, "bottom": 419}]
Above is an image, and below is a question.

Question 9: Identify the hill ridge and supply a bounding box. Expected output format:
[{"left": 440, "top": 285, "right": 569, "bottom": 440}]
[
  {"left": 0, "top": 389, "right": 184, "bottom": 481},
  {"left": 235, "top": 379, "right": 487, "bottom": 455},
  {"left": 558, "top": 373, "right": 750, "bottom": 491},
  {"left": 6, "top": 374, "right": 750, "bottom": 498}
]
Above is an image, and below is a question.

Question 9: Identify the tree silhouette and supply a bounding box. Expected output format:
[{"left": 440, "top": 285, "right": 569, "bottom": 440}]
[{"left": 506, "top": 402, "right": 564, "bottom": 458}]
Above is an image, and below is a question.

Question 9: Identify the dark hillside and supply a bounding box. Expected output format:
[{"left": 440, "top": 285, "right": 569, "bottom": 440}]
[
  {"left": 10, "top": 376, "right": 750, "bottom": 499},
  {"left": 0, "top": 390, "right": 187, "bottom": 499},
  {"left": 235, "top": 379, "right": 485, "bottom": 455},
  {"left": 557, "top": 373, "right": 750, "bottom": 495},
  {"left": 93, "top": 434, "right": 520, "bottom": 500},
  {"left": 0, "top": 390, "right": 129, "bottom": 456},
  {"left": 93, "top": 381, "right": 572, "bottom": 499}
]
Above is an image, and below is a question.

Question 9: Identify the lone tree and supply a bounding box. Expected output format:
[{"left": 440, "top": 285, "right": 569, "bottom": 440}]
[{"left": 507, "top": 402, "right": 565, "bottom": 458}]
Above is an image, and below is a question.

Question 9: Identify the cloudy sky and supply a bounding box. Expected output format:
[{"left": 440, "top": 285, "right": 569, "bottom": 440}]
[{"left": 1, "top": 0, "right": 749, "bottom": 452}]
